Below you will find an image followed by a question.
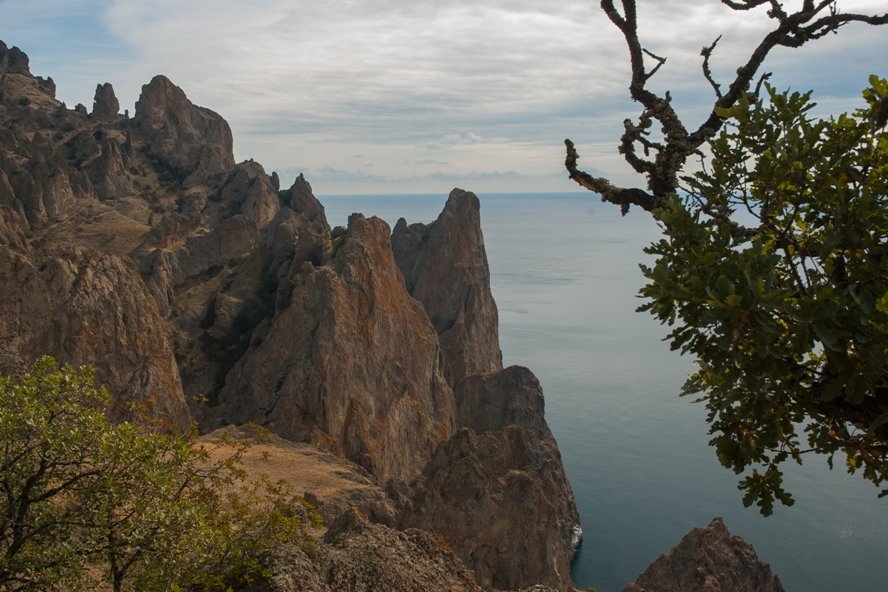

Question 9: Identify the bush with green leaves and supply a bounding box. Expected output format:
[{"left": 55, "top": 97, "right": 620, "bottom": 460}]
[
  {"left": 638, "top": 78, "right": 888, "bottom": 514},
  {"left": 0, "top": 357, "right": 317, "bottom": 591}
]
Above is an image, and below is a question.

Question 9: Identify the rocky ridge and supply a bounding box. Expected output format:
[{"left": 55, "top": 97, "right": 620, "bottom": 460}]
[{"left": 0, "top": 40, "right": 785, "bottom": 592}]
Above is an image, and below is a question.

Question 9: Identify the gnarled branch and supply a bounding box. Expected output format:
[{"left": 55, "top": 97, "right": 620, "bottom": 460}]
[
  {"left": 564, "top": 139, "right": 662, "bottom": 215},
  {"left": 566, "top": 0, "right": 888, "bottom": 213}
]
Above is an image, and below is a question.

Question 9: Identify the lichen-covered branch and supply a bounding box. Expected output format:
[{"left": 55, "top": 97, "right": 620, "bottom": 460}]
[
  {"left": 564, "top": 139, "right": 661, "bottom": 215},
  {"left": 566, "top": 0, "right": 888, "bottom": 213}
]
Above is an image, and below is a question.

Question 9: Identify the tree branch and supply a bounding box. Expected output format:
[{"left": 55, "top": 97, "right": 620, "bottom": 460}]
[
  {"left": 564, "top": 139, "right": 662, "bottom": 214},
  {"left": 701, "top": 36, "right": 724, "bottom": 99},
  {"left": 566, "top": 0, "right": 888, "bottom": 213}
]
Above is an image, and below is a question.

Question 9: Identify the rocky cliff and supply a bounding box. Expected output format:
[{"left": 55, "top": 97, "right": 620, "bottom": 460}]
[
  {"left": 0, "top": 40, "right": 786, "bottom": 592},
  {"left": 0, "top": 40, "right": 579, "bottom": 590}
]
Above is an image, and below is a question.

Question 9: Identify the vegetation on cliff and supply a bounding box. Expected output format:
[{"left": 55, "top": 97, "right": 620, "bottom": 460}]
[{"left": 0, "top": 357, "right": 319, "bottom": 591}]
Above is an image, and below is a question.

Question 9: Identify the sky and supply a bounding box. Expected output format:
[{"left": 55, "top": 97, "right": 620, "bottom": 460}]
[{"left": 1, "top": 0, "right": 886, "bottom": 195}]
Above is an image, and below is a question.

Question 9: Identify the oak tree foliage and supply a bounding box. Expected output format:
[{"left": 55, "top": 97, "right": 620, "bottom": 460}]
[{"left": 565, "top": 1, "right": 888, "bottom": 513}]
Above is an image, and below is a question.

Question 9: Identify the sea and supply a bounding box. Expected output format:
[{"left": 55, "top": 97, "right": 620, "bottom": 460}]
[{"left": 319, "top": 191, "right": 887, "bottom": 592}]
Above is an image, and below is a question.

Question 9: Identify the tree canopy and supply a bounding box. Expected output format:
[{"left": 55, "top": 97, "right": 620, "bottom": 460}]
[
  {"left": 0, "top": 357, "right": 317, "bottom": 591},
  {"left": 565, "top": 1, "right": 888, "bottom": 513}
]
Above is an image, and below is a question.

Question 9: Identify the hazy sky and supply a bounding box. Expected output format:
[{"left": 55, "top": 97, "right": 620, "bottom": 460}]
[{"left": 1, "top": 1, "right": 885, "bottom": 194}]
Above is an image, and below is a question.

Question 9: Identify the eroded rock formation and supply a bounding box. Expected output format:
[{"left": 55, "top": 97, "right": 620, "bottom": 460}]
[
  {"left": 0, "top": 245, "right": 190, "bottom": 431},
  {"left": 132, "top": 74, "right": 235, "bottom": 186},
  {"left": 214, "top": 213, "right": 455, "bottom": 485},
  {"left": 91, "top": 82, "right": 120, "bottom": 121},
  {"left": 392, "top": 188, "right": 502, "bottom": 385},
  {"left": 401, "top": 367, "right": 580, "bottom": 592},
  {"left": 0, "top": 40, "right": 782, "bottom": 592}
]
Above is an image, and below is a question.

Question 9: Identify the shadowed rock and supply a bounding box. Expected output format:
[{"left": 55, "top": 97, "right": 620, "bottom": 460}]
[
  {"left": 401, "top": 427, "right": 576, "bottom": 591},
  {"left": 0, "top": 41, "right": 30, "bottom": 74},
  {"left": 402, "top": 367, "right": 581, "bottom": 592},
  {"left": 89, "top": 138, "right": 133, "bottom": 200},
  {"left": 266, "top": 509, "right": 483, "bottom": 592}
]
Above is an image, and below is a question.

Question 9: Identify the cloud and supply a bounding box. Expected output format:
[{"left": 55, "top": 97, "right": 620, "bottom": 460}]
[
  {"left": 421, "top": 132, "right": 489, "bottom": 149},
  {"left": 2, "top": 0, "right": 886, "bottom": 193}
]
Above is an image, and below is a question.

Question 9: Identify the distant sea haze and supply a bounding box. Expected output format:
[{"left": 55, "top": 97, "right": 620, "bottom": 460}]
[{"left": 322, "top": 192, "right": 888, "bottom": 592}]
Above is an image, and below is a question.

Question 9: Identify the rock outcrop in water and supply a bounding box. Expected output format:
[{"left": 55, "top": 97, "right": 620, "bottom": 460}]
[
  {"left": 0, "top": 40, "right": 581, "bottom": 591},
  {"left": 401, "top": 366, "right": 580, "bottom": 591},
  {"left": 623, "top": 518, "right": 785, "bottom": 592}
]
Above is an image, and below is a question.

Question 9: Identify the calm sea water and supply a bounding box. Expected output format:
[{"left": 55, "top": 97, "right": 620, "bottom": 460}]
[{"left": 320, "top": 191, "right": 887, "bottom": 592}]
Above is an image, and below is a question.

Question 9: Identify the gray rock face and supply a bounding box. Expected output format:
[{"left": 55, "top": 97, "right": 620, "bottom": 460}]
[
  {"left": 624, "top": 518, "right": 785, "bottom": 592},
  {"left": 132, "top": 75, "right": 235, "bottom": 186},
  {"left": 455, "top": 365, "right": 550, "bottom": 437},
  {"left": 390, "top": 193, "right": 578, "bottom": 591},
  {"left": 92, "top": 82, "right": 119, "bottom": 120},
  {"left": 12, "top": 146, "right": 97, "bottom": 228},
  {"left": 402, "top": 416, "right": 579, "bottom": 591},
  {"left": 392, "top": 188, "right": 502, "bottom": 385}
]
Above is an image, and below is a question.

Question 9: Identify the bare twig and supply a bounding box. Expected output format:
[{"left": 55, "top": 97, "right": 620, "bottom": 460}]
[
  {"left": 701, "top": 36, "right": 723, "bottom": 99},
  {"left": 642, "top": 48, "right": 667, "bottom": 81}
]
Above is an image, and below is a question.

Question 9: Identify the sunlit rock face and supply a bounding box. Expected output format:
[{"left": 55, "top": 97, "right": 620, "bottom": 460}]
[
  {"left": 215, "top": 213, "right": 456, "bottom": 485},
  {"left": 0, "top": 246, "right": 191, "bottom": 432}
]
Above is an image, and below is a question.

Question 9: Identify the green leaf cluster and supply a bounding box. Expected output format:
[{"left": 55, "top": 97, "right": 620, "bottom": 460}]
[
  {"left": 639, "top": 77, "right": 888, "bottom": 515},
  {"left": 0, "top": 357, "right": 317, "bottom": 591}
]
